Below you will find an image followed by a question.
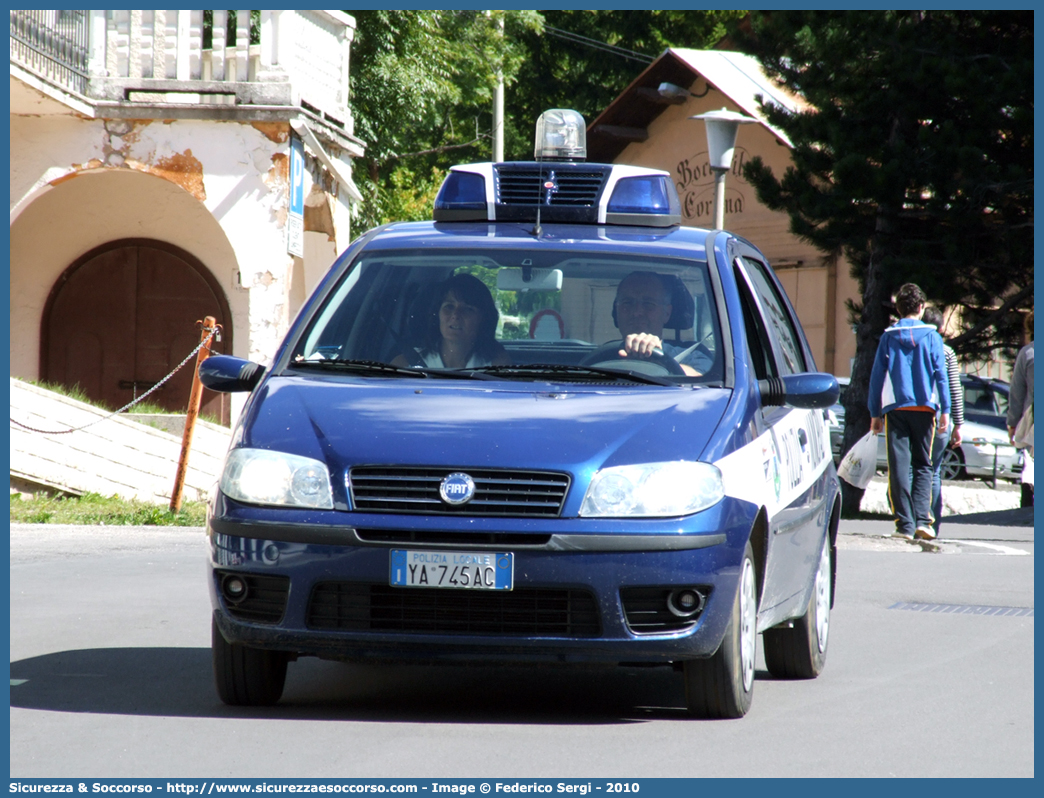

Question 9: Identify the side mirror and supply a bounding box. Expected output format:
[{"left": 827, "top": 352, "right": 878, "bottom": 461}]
[
  {"left": 199, "top": 355, "right": 265, "bottom": 393},
  {"left": 759, "top": 373, "right": 839, "bottom": 409}
]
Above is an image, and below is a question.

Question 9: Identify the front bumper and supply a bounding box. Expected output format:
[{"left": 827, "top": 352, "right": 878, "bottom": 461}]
[{"left": 207, "top": 497, "right": 757, "bottom": 665}]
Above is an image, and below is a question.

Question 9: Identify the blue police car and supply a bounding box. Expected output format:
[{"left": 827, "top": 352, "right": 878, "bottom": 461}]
[{"left": 201, "top": 109, "right": 841, "bottom": 719}]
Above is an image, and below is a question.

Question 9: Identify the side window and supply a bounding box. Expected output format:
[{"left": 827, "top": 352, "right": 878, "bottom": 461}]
[
  {"left": 734, "top": 265, "right": 776, "bottom": 381},
  {"left": 965, "top": 384, "right": 995, "bottom": 413},
  {"left": 738, "top": 256, "right": 808, "bottom": 375},
  {"left": 994, "top": 387, "right": 1008, "bottom": 416}
]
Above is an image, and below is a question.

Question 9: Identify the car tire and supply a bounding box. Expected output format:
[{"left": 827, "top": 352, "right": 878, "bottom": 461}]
[
  {"left": 763, "top": 533, "right": 831, "bottom": 679},
  {"left": 940, "top": 447, "right": 965, "bottom": 481},
  {"left": 683, "top": 543, "right": 756, "bottom": 719},
  {"left": 212, "top": 618, "right": 288, "bottom": 706}
]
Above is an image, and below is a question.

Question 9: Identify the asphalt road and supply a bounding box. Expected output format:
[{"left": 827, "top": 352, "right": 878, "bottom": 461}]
[{"left": 9, "top": 521, "right": 1034, "bottom": 779}]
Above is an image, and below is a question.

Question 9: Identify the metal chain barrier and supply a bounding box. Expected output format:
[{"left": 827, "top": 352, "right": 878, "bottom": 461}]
[{"left": 10, "top": 325, "right": 220, "bottom": 436}]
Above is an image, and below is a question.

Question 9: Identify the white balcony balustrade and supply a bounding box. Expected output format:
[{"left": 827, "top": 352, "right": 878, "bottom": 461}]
[{"left": 10, "top": 9, "right": 354, "bottom": 130}]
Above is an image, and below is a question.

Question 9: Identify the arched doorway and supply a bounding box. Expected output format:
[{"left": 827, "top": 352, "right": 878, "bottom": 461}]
[{"left": 41, "top": 239, "right": 232, "bottom": 422}]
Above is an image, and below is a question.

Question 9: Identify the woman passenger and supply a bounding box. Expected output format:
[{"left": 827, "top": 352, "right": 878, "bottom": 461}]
[{"left": 393, "top": 273, "right": 510, "bottom": 369}]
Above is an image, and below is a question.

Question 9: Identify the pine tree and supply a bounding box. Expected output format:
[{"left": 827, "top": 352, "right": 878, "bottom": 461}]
[{"left": 734, "top": 11, "right": 1032, "bottom": 513}]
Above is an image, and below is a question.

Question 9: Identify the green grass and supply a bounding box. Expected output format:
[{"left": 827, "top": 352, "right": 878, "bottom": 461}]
[
  {"left": 26, "top": 378, "right": 93, "bottom": 404},
  {"left": 10, "top": 491, "right": 207, "bottom": 526},
  {"left": 126, "top": 399, "right": 173, "bottom": 415}
]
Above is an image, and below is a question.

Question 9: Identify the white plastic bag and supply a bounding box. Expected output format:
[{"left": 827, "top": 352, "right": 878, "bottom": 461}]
[
  {"left": 837, "top": 431, "right": 878, "bottom": 489},
  {"left": 1020, "top": 451, "right": 1033, "bottom": 486}
]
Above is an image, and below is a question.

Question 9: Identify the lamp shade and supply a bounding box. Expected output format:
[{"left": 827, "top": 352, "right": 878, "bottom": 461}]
[{"left": 690, "top": 108, "right": 756, "bottom": 170}]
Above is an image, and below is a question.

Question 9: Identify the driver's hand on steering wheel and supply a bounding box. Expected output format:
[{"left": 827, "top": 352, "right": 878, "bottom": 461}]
[
  {"left": 619, "top": 333, "right": 700, "bottom": 377},
  {"left": 620, "top": 333, "right": 663, "bottom": 359}
]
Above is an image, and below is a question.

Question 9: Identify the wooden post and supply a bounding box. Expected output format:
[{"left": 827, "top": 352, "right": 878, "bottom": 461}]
[{"left": 170, "top": 316, "right": 218, "bottom": 513}]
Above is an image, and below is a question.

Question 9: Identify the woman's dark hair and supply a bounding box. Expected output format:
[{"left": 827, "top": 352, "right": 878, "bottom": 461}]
[
  {"left": 423, "top": 272, "right": 504, "bottom": 361},
  {"left": 921, "top": 305, "right": 943, "bottom": 330}
]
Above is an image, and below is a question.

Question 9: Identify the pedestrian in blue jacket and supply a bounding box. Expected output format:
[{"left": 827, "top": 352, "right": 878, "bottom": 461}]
[{"left": 868, "top": 283, "right": 951, "bottom": 541}]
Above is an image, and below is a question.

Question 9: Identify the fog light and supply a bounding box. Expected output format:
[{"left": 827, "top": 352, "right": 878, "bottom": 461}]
[
  {"left": 222, "top": 574, "right": 248, "bottom": 604},
  {"left": 667, "top": 588, "right": 706, "bottom": 618}
]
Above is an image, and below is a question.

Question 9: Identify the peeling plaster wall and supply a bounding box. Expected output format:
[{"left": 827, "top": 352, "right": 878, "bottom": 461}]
[{"left": 9, "top": 114, "right": 314, "bottom": 378}]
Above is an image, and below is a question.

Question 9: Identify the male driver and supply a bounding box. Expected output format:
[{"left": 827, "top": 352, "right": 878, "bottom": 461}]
[
  {"left": 614, "top": 271, "right": 712, "bottom": 376},
  {"left": 868, "top": 283, "right": 951, "bottom": 541}
]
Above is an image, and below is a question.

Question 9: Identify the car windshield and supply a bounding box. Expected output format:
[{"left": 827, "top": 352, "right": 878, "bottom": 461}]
[{"left": 289, "top": 247, "right": 724, "bottom": 386}]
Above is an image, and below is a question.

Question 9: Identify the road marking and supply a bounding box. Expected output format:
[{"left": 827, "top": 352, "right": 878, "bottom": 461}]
[
  {"left": 890, "top": 602, "right": 1033, "bottom": 617},
  {"left": 950, "top": 539, "right": 1030, "bottom": 556},
  {"left": 11, "top": 679, "right": 27, "bottom": 686}
]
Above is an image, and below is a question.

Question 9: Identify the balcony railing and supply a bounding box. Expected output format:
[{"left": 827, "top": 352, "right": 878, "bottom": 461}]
[
  {"left": 10, "top": 9, "right": 353, "bottom": 129},
  {"left": 10, "top": 10, "right": 90, "bottom": 95}
]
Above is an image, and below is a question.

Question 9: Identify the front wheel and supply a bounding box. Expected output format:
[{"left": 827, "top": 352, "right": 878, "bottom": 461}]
[
  {"left": 212, "top": 618, "right": 288, "bottom": 706},
  {"left": 763, "top": 533, "right": 831, "bottom": 679},
  {"left": 939, "top": 447, "right": 965, "bottom": 481},
  {"left": 683, "top": 544, "right": 757, "bottom": 719}
]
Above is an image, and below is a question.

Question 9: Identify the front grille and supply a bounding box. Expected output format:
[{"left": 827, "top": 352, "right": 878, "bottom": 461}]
[
  {"left": 621, "top": 587, "right": 709, "bottom": 635},
  {"left": 307, "top": 582, "right": 601, "bottom": 637},
  {"left": 495, "top": 166, "right": 608, "bottom": 206},
  {"left": 355, "top": 529, "right": 552, "bottom": 547},
  {"left": 349, "top": 467, "right": 570, "bottom": 517},
  {"left": 215, "top": 570, "right": 290, "bottom": 624}
]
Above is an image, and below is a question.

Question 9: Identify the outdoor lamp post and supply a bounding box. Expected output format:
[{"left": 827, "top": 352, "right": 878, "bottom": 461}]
[{"left": 690, "top": 108, "right": 756, "bottom": 230}]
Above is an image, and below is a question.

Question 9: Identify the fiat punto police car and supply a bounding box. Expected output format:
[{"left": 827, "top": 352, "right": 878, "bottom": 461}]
[{"left": 202, "top": 110, "right": 841, "bottom": 719}]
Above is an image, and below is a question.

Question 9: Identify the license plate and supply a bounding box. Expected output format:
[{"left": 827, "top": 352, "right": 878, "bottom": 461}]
[{"left": 390, "top": 549, "right": 513, "bottom": 591}]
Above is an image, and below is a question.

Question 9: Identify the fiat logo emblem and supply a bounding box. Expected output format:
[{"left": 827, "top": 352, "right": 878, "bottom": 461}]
[{"left": 439, "top": 472, "right": 475, "bottom": 505}]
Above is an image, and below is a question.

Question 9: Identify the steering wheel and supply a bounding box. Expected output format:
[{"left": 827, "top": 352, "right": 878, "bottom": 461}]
[{"left": 579, "top": 340, "right": 686, "bottom": 376}]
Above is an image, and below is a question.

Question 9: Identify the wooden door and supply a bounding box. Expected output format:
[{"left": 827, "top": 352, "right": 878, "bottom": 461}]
[{"left": 43, "top": 241, "right": 231, "bottom": 421}]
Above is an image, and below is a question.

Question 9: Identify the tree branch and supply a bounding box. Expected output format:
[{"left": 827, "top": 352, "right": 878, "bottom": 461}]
[
  {"left": 947, "top": 283, "right": 1034, "bottom": 348},
  {"left": 387, "top": 135, "right": 490, "bottom": 162}
]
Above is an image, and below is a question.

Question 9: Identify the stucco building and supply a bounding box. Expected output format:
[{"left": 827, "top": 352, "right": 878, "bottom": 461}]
[
  {"left": 587, "top": 48, "right": 859, "bottom": 378},
  {"left": 10, "top": 10, "right": 364, "bottom": 422}
]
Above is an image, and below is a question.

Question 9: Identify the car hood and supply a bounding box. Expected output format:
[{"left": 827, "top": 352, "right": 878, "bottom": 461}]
[{"left": 240, "top": 376, "right": 732, "bottom": 475}]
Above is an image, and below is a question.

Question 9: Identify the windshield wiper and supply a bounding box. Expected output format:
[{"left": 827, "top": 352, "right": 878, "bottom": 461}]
[
  {"left": 290, "top": 358, "right": 501, "bottom": 381},
  {"left": 290, "top": 357, "right": 430, "bottom": 378},
  {"left": 467, "top": 363, "right": 676, "bottom": 387}
]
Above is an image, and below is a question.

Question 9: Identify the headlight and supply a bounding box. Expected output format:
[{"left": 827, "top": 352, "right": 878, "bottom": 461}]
[
  {"left": 579, "top": 461, "right": 724, "bottom": 518},
  {"left": 221, "top": 448, "right": 333, "bottom": 509}
]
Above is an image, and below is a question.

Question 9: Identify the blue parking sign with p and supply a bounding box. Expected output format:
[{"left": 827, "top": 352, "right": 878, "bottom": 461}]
[
  {"left": 287, "top": 136, "right": 305, "bottom": 256},
  {"left": 290, "top": 136, "right": 305, "bottom": 217}
]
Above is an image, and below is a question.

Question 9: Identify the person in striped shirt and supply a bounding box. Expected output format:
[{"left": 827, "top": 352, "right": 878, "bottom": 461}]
[{"left": 922, "top": 306, "right": 965, "bottom": 535}]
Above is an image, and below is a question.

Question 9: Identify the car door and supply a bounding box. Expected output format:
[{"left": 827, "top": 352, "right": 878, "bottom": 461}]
[{"left": 731, "top": 243, "right": 832, "bottom": 617}]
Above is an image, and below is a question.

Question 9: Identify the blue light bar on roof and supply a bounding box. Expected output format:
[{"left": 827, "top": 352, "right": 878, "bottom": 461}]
[
  {"left": 605, "top": 175, "right": 681, "bottom": 227},
  {"left": 432, "top": 162, "right": 681, "bottom": 227},
  {"left": 433, "top": 170, "right": 488, "bottom": 221}
]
